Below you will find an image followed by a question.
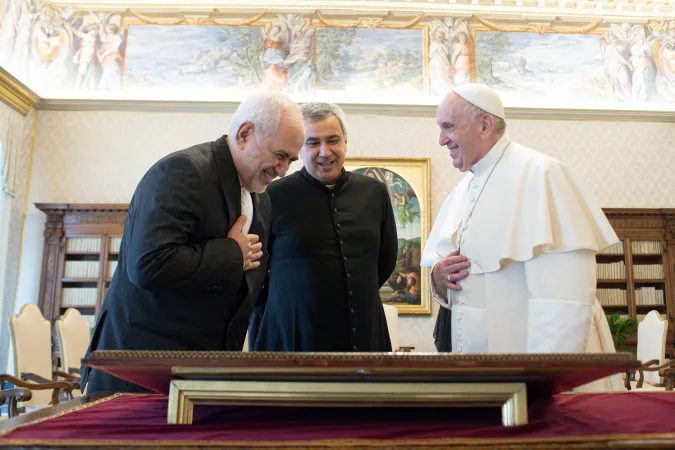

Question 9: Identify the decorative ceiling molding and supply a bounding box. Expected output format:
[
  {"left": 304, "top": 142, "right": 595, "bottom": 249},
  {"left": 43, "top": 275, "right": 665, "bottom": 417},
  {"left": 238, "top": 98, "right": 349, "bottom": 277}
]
[
  {"left": 33, "top": 98, "right": 675, "bottom": 123},
  {"left": 315, "top": 10, "right": 425, "bottom": 29},
  {"left": 472, "top": 15, "right": 604, "bottom": 34},
  {"left": 45, "top": 0, "right": 673, "bottom": 19},
  {"left": 0, "top": 67, "right": 39, "bottom": 116},
  {"left": 126, "top": 10, "right": 267, "bottom": 26}
]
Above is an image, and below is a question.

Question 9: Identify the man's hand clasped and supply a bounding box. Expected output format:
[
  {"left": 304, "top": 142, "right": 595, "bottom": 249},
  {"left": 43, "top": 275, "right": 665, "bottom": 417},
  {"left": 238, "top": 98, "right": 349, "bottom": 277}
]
[{"left": 228, "top": 215, "right": 263, "bottom": 271}]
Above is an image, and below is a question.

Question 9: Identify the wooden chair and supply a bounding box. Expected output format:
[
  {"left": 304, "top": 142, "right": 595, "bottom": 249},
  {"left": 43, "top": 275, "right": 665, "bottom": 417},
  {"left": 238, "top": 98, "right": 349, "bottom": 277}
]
[
  {"left": 242, "top": 331, "right": 249, "bottom": 352},
  {"left": 661, "top": 366, "right": 675, "bottom": 390},
  {"left": 8, "top": 304, "right": 77, "bottom": 409},
  {"left": 383, "top": 304, "right": 414, "bottom": 352},
  {"left": 625, "top": 310, "right": 673, "bottom": 391},
  {"left": 55, "top": 308, "right": 90, "bottom": 397},
  {"left": 0, "top": 386, "right": 32, "bottom": 419},
  {"left": 56, "top": 309, "right": 90, "bottom": 373}
]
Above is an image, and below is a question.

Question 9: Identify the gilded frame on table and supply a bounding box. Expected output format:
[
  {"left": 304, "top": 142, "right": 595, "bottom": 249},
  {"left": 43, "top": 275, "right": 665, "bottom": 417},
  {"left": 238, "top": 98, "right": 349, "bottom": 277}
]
[{"left": 344, "top": 157, "right": 432, "bottom": 315}]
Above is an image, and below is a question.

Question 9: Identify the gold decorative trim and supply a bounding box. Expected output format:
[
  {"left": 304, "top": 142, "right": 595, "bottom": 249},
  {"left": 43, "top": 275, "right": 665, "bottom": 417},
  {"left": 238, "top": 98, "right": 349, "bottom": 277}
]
[
  {"left": 126, "top": 10, "right": 187, "bottom": 25},
  {"left": 0, "top": 393, "right": 124, "bottom": 436},
  {"left": 472, "top": 15, "right": 603, "bottom": 34},
  {"left": 203, "top": 12, "right": 266, "bottom": 26},
  {"left": 89, "top": 349, "right": 636, "bottom": 362},
  {"left": 3, "top": 421, "right": 675, "bottom": 447},
  {"left": 168, "top": 379, "right": 528, "bottom": 426},
  {"left": 316, "top": 10, "right": 424, "bottom": 29},
  {"left": 126, "top": 9, "right": 266, "bottom": 25},
  {"left": 0, "top": 68, "right": 39, "bottom": 117}
]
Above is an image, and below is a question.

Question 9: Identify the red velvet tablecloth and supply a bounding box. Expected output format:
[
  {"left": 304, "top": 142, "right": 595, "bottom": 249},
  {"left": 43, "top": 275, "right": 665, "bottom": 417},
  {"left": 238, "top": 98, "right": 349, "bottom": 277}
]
[{"left": 1, "top": 392, "right": 675, "bottom": 448}]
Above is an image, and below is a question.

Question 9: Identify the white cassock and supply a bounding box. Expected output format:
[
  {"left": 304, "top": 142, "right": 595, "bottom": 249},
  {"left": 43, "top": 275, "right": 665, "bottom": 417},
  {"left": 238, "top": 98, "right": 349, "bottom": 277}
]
[{"left": 422, "top": 134, "right": 625, "bottom": 390}]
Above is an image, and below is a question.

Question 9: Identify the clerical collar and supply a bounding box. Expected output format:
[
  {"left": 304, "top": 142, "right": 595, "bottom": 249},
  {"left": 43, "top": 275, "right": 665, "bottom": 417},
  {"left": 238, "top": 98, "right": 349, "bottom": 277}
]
[
  {"left": 300, "top": 166, "right": 348, "bottom": 189},
  {"left": 470, "top": 134, "right": 511, "bottom": 176}
]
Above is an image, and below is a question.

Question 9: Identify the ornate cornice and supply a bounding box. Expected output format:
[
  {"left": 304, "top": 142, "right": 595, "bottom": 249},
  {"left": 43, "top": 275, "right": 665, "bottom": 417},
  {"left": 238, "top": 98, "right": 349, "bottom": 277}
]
[
  {"left": 33, "top": 99, "right": 675, "bottom": 123},
  {"left": 472, "top": 15, "right": 604, "bottom": 34},
  {"left": 0, "top": 67, "right": 39, "bottom": 117},
  {"left": 45, "top": 0, "right": 673, "bottom": 19}
]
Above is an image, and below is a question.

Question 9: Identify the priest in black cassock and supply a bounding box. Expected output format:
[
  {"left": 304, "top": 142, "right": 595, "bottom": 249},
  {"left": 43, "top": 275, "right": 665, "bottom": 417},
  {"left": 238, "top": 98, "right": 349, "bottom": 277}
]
[{"left": 249, "top": 102, "right": 398, "bottom": 352}]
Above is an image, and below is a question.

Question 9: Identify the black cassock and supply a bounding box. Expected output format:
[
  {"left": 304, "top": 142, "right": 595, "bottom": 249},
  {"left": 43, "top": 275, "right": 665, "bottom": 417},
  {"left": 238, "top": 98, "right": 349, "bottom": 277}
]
[
  {"left": 249, "top": 167, "right": 398, "bottom": 352},
  {"left": 434, "top": 307, "right": 452, "bottom": 352}
]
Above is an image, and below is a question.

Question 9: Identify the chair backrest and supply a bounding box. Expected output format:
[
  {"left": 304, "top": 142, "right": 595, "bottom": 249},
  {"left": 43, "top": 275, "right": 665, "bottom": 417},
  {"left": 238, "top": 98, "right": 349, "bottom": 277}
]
[
  {"left": 636, "top": 310, "right": 668, "bottom": 385},
  {"left": 8, "top": 304, "right": 53, "bottom": 407},
  {"left": 55, "top": 308, "right": 91, "bottom": 373},
  {"left": 242, "top": 330, "right": 249, "bottom": 352},
  {"left": 382, "top": 304, "right": 399, "bottom": 351}
]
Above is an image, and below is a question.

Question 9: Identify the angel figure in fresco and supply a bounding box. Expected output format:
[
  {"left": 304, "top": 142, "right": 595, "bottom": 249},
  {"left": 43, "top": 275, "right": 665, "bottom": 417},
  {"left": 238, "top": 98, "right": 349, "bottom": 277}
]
[
  {"left": 605, "top": 24, "right": 657, "bottom": 101},
  {"left": 450, "top": 28, "right": 472, "bottom": 85},
  {"left": 260, "top": 16, "right": 291, "bottom": 90},
  {"left": 96, "top": 13, "right": 124, "bottom": 91},
  {"left": 600, "top": 29, "right": 634, "bottom": 101},
  {"left": 283, "top": 16, "right": 317, "bottom": 93},
  {"left": 10, "top": 0, "right": 40, "bottom": 79},
  {"left": 429, "top": 18, "right": 472, "bottom": 95},
  {"left": 649, "top": 20, "right": 675, "bottom": 101},
  {"left": 65, "top": 14, "right": 101, "bottom": 90},
  {"left": 428, "top": 19, "right": 454, "bottom": 95},
  {"left": 628, "top": 27, "right": 656, "bottom": 101}
]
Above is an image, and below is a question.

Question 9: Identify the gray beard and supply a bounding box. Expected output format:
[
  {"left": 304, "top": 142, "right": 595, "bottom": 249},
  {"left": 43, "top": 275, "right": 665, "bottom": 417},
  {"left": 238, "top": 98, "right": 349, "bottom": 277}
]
[{"left": 248, "top": 177, "right": 268, "bottom": 194}]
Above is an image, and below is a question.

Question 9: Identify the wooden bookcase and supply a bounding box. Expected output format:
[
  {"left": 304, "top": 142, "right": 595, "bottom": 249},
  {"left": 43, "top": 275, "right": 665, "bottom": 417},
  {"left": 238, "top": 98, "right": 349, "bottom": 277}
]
[
  {"left": 36, "top": 204, "right": 128, "bottom": 343},
  {"left": 599, "top": 209, "right": 675, "bottom": 354}
]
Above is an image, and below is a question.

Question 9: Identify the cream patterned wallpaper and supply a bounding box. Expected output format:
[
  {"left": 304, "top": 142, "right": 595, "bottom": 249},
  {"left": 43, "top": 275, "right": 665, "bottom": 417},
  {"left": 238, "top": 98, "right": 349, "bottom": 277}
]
[
  {"left": 0, "top": 103, "right": 34, "bottom": 373},
  {"left": 15, "top": 109, "right": 675, "bottom": 352}
]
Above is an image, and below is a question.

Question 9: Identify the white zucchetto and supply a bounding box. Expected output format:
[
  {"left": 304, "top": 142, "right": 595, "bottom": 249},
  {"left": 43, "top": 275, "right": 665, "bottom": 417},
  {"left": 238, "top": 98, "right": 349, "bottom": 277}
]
[{"left": 452, "top": 83, "right": 506, "bottom": 120}]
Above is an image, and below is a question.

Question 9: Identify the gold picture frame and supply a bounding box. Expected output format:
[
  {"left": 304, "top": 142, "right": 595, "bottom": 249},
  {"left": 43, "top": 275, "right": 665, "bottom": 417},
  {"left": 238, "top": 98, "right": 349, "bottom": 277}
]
[{"left": 344, "top": 157, "right": 431, "bottom": 315}]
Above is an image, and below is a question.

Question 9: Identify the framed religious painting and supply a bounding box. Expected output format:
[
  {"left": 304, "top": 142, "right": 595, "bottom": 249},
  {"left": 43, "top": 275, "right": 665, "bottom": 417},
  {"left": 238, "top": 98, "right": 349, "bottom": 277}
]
[{"left": 344, "top": 157, "right": 432, "bottom": 315}]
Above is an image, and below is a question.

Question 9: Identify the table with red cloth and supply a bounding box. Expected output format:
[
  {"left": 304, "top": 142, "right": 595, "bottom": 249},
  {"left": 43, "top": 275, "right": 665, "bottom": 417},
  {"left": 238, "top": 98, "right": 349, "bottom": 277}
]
[{"left": 1, "top": 391, "right": 674, "bottom": 448}]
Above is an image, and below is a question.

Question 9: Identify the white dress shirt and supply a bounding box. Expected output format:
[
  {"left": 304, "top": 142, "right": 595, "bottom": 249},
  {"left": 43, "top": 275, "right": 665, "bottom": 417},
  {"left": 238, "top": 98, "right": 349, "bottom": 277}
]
[{"left": 241, "top": 185, "right": 253, "bottom": 235}]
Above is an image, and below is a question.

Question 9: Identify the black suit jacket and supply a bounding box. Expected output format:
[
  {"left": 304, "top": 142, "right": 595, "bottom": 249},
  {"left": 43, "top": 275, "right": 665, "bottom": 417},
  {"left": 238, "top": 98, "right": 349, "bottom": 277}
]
[{"left": 81, "top": 136, "right": 271, "bottom": 394}]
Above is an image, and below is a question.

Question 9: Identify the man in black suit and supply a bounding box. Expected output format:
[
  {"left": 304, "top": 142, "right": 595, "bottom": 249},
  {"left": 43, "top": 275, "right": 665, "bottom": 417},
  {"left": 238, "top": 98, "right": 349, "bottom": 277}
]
[{"left": 81, "top": 92, "right": 305, "bottom": 394}]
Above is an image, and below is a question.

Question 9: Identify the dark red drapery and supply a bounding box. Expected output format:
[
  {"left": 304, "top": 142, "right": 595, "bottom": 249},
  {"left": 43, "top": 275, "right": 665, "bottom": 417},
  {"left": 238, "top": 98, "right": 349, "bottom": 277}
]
[{"left": 1, "top": 392, "right": 675, "bottom": 447}]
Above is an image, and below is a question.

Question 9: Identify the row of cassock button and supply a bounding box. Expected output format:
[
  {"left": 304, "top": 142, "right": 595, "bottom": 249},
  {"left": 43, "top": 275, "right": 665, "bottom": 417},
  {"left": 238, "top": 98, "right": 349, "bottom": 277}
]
[
  {"left": 454, "top": 178, "right": 476, "bottom": 348},
  {"left": 332, "top": 192, "right": 358, "bottom": 351},
  {"left": 455, "top": 173, "right": 483, "bottom": 345}
]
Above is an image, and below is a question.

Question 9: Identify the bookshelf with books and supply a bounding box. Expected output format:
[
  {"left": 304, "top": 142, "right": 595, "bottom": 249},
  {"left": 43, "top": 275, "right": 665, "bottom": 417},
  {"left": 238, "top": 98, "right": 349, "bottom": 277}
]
[
  {"left": 35, "top": 204, "right": 128, "bottom": 365},
  {"left": 599, "top": 209, "right": 675, "bottom": 354}
]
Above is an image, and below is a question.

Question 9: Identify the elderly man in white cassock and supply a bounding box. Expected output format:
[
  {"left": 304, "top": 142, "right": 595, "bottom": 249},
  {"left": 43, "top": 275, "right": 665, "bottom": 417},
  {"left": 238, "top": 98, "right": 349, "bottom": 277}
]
[{"left": 421, "top": 84, "right": 622, "bottom": 382}]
